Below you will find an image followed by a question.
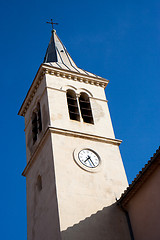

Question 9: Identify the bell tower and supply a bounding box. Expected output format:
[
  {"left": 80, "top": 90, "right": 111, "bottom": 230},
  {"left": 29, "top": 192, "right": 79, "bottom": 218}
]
[{"left": 19, "top": 28, "right": 131, "bottom": 240}]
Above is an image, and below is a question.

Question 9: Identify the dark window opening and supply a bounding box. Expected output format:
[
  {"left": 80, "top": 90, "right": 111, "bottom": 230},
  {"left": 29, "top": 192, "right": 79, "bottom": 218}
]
[
  {"left": 37, "top": 175, "right": 42, "bottom": 191},
  {"left": 37, "top": 103, "right": 42, "bottom": 133},
  {"left": 79, "top": 92, "right": 94, "bottom": 124},
  {"left": 31, "top": 102, "right": 42, "bottom": 145},
  {"left": 32, "top": 112, "right": 37, "bottom": 144},
  {"left": 67, "top": 90, "right": 80, "bottom": 121}
]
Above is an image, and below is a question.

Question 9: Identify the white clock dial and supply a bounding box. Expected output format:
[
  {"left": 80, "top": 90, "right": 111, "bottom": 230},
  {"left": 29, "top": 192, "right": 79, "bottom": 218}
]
[{"left": 78, "top": 149, "right": 100, "bottom": 168}]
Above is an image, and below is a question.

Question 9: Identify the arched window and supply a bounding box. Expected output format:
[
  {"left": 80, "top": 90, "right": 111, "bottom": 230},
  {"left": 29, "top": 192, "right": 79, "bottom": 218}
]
[
  {"left": 79, "top": 92, "right": 94, "bottom": 124},
  {"left": 32, "top": 112, "right": 37, "bottom": 144},
  {"left": 37, "top": 103, "right": 42, "bottom": 133},
  {"left": 66, "top": 90, "right": 80, "bottom": 121}
]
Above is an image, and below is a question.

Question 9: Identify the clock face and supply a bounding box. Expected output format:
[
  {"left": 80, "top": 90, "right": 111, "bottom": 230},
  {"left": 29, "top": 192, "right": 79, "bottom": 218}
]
[{"left": 78, "top": 149, "right": 100, "bottom": 168}]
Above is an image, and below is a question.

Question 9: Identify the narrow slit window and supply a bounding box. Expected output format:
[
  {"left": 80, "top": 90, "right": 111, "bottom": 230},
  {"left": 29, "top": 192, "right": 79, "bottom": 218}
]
[
  {"left": 79, "top": 92, "right": 94, "bottom": 124},
  {"left": 66, "top": 90, "right": 80, "bottom": 121},
  {"left": 32, "top": 112, "right": 38, "bottom": 144},
  {"left": 37, "top": 175, "right": 42, "bottom": 191}
]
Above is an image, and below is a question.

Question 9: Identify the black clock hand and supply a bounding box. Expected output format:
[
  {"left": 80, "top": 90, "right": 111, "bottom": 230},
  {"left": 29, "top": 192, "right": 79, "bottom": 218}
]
[
  {"left": 89, "top": 158, "right": 95, "bottom": 167},
  {"left": 84, "top": 156, "right": 93, "bottom": 167},
  {"left": 87, "top": 155, "right": 95, "bottom": 167},
  {"left": 84, "top": 156, "right": 90, "bottom": 162}
]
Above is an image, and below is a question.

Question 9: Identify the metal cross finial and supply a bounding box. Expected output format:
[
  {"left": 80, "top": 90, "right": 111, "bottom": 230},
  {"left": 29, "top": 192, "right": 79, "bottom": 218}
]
[{"left": 46, "top": 19, "right": 58, "bottom": 31}]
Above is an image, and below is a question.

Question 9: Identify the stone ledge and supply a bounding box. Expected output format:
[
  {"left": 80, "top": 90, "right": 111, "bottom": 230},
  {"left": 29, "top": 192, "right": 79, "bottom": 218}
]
[{"left": 49, "top": 126, "right": 121, "bottom": 145}]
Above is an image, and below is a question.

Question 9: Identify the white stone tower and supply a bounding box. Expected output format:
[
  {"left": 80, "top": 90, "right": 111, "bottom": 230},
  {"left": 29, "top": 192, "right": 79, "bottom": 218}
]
[{"left": 19, "top": 28, "right": 130, "bottom": 240}]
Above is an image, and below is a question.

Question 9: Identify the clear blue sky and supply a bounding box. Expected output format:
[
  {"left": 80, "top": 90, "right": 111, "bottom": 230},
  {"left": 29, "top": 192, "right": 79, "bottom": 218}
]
[{"left": 0, "top": 0, "right": 160, "bottom": 239}]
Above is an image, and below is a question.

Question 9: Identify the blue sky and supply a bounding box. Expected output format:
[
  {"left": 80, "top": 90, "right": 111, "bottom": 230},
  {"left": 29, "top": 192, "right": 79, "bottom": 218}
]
[{"left": 0, "top": 0, "right": 160, "bottom": 239}]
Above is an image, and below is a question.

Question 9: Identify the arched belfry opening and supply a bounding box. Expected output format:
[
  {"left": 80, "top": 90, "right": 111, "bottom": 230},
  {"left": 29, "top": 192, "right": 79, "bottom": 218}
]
[
  {"left": 37, "top": 102, "right": 42, "bottom": 133},
  {"left": 79, "top": 92, "right": 94, "bottom": 124},
  {"left": 32, "top": 112, "right": 38, "bottom": 144},
  {"left": 31, "top": 102, "right": 42, "bottom": 145},
  {"left": 66, "top": 90, "right": 80, "bottom": 121}
]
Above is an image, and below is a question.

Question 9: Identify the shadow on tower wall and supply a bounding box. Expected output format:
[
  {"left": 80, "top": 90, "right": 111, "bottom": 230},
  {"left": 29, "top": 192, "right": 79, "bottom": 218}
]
[{"left": 61, "top": 203, "right": 131, "bottom": 240}]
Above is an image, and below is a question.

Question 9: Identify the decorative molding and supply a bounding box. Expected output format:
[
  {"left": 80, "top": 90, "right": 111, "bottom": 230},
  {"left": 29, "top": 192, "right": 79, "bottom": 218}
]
[{"left": 44, "top": 65, "right": 108, "bottom": 88}]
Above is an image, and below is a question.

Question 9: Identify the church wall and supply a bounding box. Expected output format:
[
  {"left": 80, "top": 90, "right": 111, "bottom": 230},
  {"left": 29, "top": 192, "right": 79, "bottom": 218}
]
[
  {"left": 46, "top": 74, "right": 115, "bottom": 139},
  {"left": 51, "top": 132, "right": 129, "bottom": 240},
  {"left": 26, "top": 133, "right": 61, "bottom": 240},
  {"left": 126, "top": 166, "right": 160, "bottom": 240}
]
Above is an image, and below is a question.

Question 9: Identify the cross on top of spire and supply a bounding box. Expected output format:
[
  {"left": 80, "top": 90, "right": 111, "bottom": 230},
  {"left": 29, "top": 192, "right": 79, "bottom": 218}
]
[{"left": 46, "top": 19, "right": 58, "bottom": 31}]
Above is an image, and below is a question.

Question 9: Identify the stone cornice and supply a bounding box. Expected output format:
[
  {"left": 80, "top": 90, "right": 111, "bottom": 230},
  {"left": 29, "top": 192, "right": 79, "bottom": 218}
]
[
  {"left": 49, "top": 126, "right": 121, "bottom": 145},
  {"left": 41, "top": 63, "right": 109, "bottom": 88},
  {"left": 18, "top": 64, "right": 109, "bottom": 117},
  {"left": 22, "top": 126, "right": 122, "bottom": 177}
]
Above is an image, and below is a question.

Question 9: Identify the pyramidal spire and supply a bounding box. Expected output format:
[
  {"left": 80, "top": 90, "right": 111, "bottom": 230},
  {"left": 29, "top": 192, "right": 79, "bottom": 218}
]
[
  {"left": 43, "top": 29, "right": 77, "bottom": 68},
  {"left": 43, "top": 27, "right": 103, "bottom": 79}
]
